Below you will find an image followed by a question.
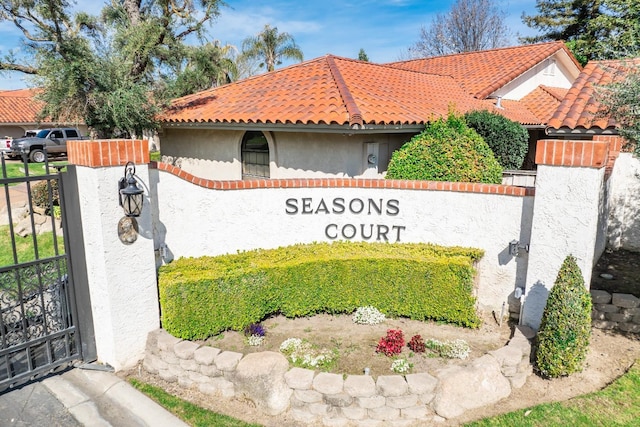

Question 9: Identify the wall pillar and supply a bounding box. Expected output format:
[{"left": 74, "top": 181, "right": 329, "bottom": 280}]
[
  {"left": 521, "top": 139, "right": 609, "bottom": 330},
  {"left": 67, "top": 139, "right": 157, "bottom": 370}
]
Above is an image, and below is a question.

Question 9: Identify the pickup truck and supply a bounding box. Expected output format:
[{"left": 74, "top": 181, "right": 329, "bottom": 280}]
[{"left": 8, "top": 128, "right": 88, "bottom": 162}]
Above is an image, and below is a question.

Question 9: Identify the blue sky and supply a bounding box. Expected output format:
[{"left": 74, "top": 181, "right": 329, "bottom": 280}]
[{"left": 0, "top": 0, "right": 539, "bottom": 90}]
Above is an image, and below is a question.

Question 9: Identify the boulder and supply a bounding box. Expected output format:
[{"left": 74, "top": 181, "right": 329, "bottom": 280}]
[
  {"left": 233, "top": 351, "right": 292, "bottom": 415},
  {"left": 432, "top": 355, "right": 511, "bottom": 419}
]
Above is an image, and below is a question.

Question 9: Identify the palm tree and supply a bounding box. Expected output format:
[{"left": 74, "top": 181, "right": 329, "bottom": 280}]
[{"left": 241, "top": 24, "right": 304, "bottom": 72}]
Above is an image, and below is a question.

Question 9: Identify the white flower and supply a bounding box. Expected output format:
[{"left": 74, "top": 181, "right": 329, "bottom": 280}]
[
  {"left": 352, "top": 306, "right": 386, "bottom": 325},
  {"left": 280, "top": 338, "right": 302, "bottom": 353},
  {"left": 391, "top": 358, "right": 412, "bottom": 374},
  {"left": 425, "top": 338, "right": 470, "bottom": 359},
  {"left": 279, "top": 337, "right": 335, "bottom": 369},
  {"left": 247, "top": 334, "right": 264, "bottom": 346},
  {"left": 447, "top": 339, "right": 471, "bottom": 359}
]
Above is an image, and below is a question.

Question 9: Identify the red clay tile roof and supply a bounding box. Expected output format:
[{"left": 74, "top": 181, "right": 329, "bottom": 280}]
[
  {"left": 161, "top": 55, "right": 545, "bottom": 128},
  {"left": 548, "top": 59, "right": 640, "bottom": 131},
  {"left": 387, "top": 41, "right": 580, "bottom": 100},
  {"left": 0, "top": 88, "right": 46, "bottom": 124},
  {"left": 520, "top": 85, "right": 568, "bottom": 123}
]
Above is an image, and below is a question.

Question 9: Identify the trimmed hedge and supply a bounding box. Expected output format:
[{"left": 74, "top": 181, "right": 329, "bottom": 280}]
[{"left": 159, "top": 242, "right": 484, "bottom": 340}]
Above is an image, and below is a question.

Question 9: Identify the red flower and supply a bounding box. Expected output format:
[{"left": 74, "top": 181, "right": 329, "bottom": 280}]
[{"left": 376, "top": 329, "right": 405, "bottom": 356}]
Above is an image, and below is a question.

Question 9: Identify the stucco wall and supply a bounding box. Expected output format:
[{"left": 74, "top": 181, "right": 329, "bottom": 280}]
[
  {"left": 74, "top": 164, "right": 159, "bottom": 370},
  {"left": 159, "top": 128, "right": 412, "bottom": 180},
  {"left": 522, "top": 164, "right": 606, "bottom": 329},
  {"left": 150, "top": 169, "right": 534, "bottom": 314},
  {"left": 495, "top": 53, "right": 576, "bottom": 100},
  {"left": 607, "top": 153, "right": 640, "bottom": 251}
]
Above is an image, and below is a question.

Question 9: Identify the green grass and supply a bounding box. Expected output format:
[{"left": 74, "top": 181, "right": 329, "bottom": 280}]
[
  {"left": 128, "top": 379, "right": 261, "bottom": 427},
  {"left": 1, "top": 161, "right": 48, "bottom": 179},
  {"left": 466, "top": 361, "right": 640, "bottom": 426},
  {"left": 0, "top": 225, "right": 63, "bottom": 267}
]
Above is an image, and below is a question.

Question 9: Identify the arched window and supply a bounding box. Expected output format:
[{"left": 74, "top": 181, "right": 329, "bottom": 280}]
[{"left": 241, "top": 131, "right": 270, "bottom": 179}]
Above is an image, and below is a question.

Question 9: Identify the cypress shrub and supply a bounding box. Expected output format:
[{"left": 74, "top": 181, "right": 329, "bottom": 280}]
[
  {"left": 464, "top": 110, "right": 529, "bottom": 170},
  {"left": 386, "top": 112, "right": 502, "bottom": 184},
  {"left": 535, "top": 255, "right": 592, "bottom": 378}
]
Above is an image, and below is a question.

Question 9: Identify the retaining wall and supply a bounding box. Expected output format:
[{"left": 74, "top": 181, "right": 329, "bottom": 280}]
[
  {"left": 143, "top": 327, "right": 534, "bottom": 425},
  {"left": 591, "top": 290, "right": 640, "bottom": 333}
]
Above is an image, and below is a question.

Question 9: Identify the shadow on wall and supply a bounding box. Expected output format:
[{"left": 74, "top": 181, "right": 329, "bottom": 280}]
[
  {"left": 608, "top": 155, "right": 640, "bottom": 252},
  {"left": 147, "top": 168, "right": 174, "bottom": 269},
  {"left": 521, "top": 280, "right": 550, "bottom": 330}
]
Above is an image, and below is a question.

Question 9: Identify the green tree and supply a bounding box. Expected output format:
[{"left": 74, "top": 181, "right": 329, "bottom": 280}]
[
  {"left": 521, "top": 0, "right": 640, "bottom": 61},
  {"left": 241, "top": 24, "right": 304, "bottom": 72},
  {"left": 0, "top": 0, "right": 232, "bottom": 137},
  {"left": 358, "top": 48, "right": 369, "bottom": 61},
  {"left": 598, "top": 65, "right": 640, "bottom": 155},
  {"left": 535, "top": 255, "right": 592, "bottom": 378},
  {"left": 591, "top": 0, "right": 640, "bottom": 59},
  {"left": 464, "top": 110, "right": 529, "bottom": 170},
  {"left": 386, "top": 112, "right": 503, "bottom": 183},
  {"left": 409, "top": 0, "right": 510, "bottom": 57}
]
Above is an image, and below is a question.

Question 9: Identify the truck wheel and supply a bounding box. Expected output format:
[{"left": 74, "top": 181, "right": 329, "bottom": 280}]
[{"left": 29, "top": 149, "right": 46, "bottom": 163}]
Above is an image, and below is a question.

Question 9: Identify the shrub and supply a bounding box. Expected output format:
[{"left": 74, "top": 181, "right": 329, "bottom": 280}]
[
  {"left": 385, "top": 112, "right": 503, "bottom": 184},
  {"left": 30, "top": 179, "right": 60, "bottom": 213},
  {"left": 159, "top": 242, "right": 483, "bottom": 339},
  {"left": 535, "top": 255, "right": 592, "bottom": 378},
  {"left": 376, "top": 329, "right": 405, "bottom": 356},
  {"left": 464, "top": 110, "right": 529, "bottom": 170}
]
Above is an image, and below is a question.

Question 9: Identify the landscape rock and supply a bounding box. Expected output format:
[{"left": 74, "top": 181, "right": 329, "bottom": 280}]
[
  {"left": 233, "top": 351, "right": 292, "bottom": 415},
  {"left": 432, "top": 354, "right": 511, "bottom": 419}
]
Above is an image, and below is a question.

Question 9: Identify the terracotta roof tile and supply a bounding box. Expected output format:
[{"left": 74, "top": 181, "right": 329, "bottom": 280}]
[
  {"left": 162, "top": 55, "right": 549, "bottom": 127},
  {"left": 548, "top": 59, "right": 640, "bottom": 131},
  {"left": 0, "top": 88, "right": 45, "bottom": 124},
  {"left": 387, "top": 41, "right": 579, "bottom": 99},
  {"left": 520, "top": 85, "right": 568, "bottom": 123}
]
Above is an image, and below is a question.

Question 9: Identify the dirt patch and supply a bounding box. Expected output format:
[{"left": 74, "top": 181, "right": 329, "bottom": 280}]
[
  {"left": 591, "top": 248, "right": 640, "bottom": 295},
  {"left": 199, "top": 312, "right": 511, "bottom": 377}
]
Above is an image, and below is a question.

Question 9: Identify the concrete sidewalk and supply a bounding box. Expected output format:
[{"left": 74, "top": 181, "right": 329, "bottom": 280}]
[
  {"left": 0, "top": 182, "right": 29, "bottom": 217},
  {"left": 0, "top": 367, "right": 189, "bottom": 427}
]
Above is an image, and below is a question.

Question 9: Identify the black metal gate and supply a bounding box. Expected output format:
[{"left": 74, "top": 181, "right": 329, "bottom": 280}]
[{"left": 0, "top": 154, "right": 91, "bottom": 392}]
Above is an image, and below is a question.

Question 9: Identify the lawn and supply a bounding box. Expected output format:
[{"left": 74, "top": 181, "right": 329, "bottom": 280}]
[
  {"left": 0, "top": 225, "right": 63, "bottom": 267},
  {"left": 129, "top": 379, "right": 261, "bottom": 427},
  {"left": 0, "top": 159, "right": 67, "bottom": 181},
  {"left": 466, "top": 362, "right": 640, "bottom": 426}
]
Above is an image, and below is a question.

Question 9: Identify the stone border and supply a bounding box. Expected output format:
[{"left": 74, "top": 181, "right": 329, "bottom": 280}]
[
  {"left": 591, "top": 290, "right": 640, "bottom": 333},
  {"left": 143, "top": 326, "right": 534, "bottom": 425}
]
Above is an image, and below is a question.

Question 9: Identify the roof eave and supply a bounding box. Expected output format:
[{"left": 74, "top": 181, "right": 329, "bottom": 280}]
[
  {"left": 545, "top": 126, "right": 619, "bottom": 136},
  {"left": 160, "top": 121, "right": 425, "bottom": 134}
]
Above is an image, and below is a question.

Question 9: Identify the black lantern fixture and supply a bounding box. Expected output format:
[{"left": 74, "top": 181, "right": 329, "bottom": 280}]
[{"left": 118, "top": 161, "right": 144, "bottom": 217}]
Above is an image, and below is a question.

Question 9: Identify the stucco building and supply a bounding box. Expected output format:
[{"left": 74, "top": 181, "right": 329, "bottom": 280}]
[{"left": 159, "top": 41, "right": 582, "bottom": 180}]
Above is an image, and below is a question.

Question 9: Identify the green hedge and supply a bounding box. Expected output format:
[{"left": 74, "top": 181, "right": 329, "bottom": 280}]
[{"left": 159, "top": 242, "right": 484, "bottom": 340}]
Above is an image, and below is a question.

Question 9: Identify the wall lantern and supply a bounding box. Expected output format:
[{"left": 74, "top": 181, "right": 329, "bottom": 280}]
[{"left": 118, "top": 161, "right": 144, "bottom": 217}]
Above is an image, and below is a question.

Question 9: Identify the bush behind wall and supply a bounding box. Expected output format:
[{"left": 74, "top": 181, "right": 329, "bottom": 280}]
[{"left": 159, "top": 242, "right": 483, "bottom": 340}]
